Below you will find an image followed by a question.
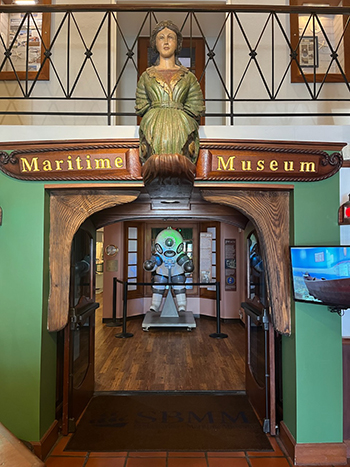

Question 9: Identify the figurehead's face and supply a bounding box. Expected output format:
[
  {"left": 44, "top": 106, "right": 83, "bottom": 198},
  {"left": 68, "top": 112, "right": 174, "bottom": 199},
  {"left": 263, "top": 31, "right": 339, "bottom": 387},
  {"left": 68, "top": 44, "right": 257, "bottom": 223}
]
[
  {"left": 156, "top": 27, "right": 177, "bottom": 60},
  {"left": 150, "top": 21, "right": 183, "bottom": 64},
  {"left": 155, "top": 227, "right": 184, "bottom": 258}
]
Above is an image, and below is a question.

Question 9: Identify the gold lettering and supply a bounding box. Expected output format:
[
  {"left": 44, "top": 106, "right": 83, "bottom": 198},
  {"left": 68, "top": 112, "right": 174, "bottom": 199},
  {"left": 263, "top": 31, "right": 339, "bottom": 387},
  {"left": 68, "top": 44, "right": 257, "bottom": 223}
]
[
  {"left": 241, "top": 160, "right": 252, "bottom": 171},
  {"left": 95, "top": 158, "right": 112, "bottom": 169},
  {"left": 115, "top": 157, "right": 124, "bottom": 168},
  {"left": 300, "top": 161, "right": 316, "bottom": 172},
  {"left": 270, "top": 160, "right": 278, "bottom": 171},
  {"left": 217, "top": 156, "right": 235, "bottom": 171},
  {"left": 67, "top": 156, "right": 74, "bottom": 170},
  {"left": 20, "top": 157, "right": 39, "bottom": 172},
  {"left": 76, "top": 156, "right": 83, "bottom": 170},
  {"left": 284, "top": 161, "right": 294, "bottom": 172},
  {"left": 42, "top": 160, "right": 52, "bottom": 171},
  {"left": 257, "top": 160, "right": 265, "bottom": 171},
  {"left": 55, "top": 160, "right": 64, "bottom": 170},
  {"left": 86, "top": 155, "right": 92, "bottom": 170}
]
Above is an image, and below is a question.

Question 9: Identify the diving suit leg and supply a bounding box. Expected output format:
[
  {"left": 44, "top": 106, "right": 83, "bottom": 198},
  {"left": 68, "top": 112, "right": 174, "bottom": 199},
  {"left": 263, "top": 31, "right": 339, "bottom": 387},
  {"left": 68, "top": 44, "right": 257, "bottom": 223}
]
[
  {"left": 150, "top": 273, "right": 168, "bottom": 312},
  {"left": 172, "top": 273, "right": 187, "bottom": 312}
]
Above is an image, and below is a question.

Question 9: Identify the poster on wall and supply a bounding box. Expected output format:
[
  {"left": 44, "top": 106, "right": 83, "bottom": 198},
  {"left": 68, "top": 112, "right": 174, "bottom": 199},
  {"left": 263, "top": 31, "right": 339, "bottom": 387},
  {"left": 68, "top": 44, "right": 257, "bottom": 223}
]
[
  {"left": 199, "top": 232, "right": 212, "bottom": 285},
  {"left": 225, "top": 239, "right": 236, "bottom": 291},
  {"left": 4, "top": 13, "right": 43, "bottom": 72}
]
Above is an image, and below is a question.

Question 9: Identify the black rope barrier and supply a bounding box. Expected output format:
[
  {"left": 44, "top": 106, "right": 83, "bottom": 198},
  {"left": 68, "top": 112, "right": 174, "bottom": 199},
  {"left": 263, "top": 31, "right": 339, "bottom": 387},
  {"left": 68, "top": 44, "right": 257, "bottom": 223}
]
[{"left": 110, "top": 278, "right": 228, "bottom": 339}]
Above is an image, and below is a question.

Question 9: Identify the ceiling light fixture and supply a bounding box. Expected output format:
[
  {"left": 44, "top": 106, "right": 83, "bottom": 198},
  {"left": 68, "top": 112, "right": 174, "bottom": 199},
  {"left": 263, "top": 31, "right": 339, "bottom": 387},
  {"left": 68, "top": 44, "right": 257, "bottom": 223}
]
[{"left": 14, "top": 0, "right": 38, "bottom": 5}]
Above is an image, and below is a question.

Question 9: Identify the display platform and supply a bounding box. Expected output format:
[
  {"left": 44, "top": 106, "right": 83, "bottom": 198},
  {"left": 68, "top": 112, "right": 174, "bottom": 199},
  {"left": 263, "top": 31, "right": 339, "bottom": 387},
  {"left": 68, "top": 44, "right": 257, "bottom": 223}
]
[
  {"left": 142, "top": 289, "right": 196, "bottom": 331},
  {"left": 142, "top": 310, "right": 196, "bottom": 331}
]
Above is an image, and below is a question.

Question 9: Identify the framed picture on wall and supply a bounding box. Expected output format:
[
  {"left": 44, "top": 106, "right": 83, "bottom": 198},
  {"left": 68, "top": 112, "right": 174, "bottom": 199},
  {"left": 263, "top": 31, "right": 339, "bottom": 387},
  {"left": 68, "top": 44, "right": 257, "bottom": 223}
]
[
  {"left": 225, "top": 239, "right": 237, "bottom": 291},
  {"left": 0, "top": 0, "right": 51, "bottom": 81},
  {"left": 299, "top": 36, "right": 318, "bottom": 68},
  {"left": 290, "top": 0, "right": 350, "bottom": 83}
]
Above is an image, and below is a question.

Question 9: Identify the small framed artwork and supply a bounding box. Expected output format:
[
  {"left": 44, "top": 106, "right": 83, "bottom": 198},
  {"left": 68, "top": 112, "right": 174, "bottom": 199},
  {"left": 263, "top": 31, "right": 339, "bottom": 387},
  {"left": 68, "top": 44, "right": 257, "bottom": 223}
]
[
  {"left": 300, "top": 36, "right": 318, "bottom": 68},
  {"left": 0, "top": 0, "right": 51, "bottom": 81},
  {"left": 289, "top": 0, "right": 350, "bottom": 83},
  {"left": 224, "top": 239, "right": 236, "bottom": 291}
]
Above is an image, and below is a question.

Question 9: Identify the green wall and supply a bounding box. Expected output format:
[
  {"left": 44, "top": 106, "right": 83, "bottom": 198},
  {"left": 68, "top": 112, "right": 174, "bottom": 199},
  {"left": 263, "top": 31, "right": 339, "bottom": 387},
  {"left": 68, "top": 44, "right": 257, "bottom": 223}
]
[
  {"left": 282, "top": 174, "right": 342, "bottom": 443},
  {"left": 0, "top": 172, "right": 56, "bottom": 441}
]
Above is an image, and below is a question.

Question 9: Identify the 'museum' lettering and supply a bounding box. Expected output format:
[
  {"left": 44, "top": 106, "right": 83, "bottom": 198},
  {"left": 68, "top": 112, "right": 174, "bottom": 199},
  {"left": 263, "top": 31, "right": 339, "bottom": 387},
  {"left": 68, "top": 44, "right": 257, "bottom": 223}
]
[
  {"left": 217, "top": 156, "right": 235, "bottom": 171},
  {"left": 215, "top": 155, "right": 316, "bottom": 173},
  {"left": 300, "top": 161, "right": 316, "bottom": 172}
]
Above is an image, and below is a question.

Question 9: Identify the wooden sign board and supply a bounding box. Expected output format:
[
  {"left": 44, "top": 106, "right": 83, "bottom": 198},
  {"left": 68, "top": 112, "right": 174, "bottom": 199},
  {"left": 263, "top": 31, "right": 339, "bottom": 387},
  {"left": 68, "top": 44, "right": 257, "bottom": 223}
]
[
  {"left": 196, "top": 140, "right": 345, "bottom": 182},
  {"left": 0, "top": 140, "right": 142, "bottom": 181},
  {"left": 0, "top": 138, "right": 345, "bottom": 182}
]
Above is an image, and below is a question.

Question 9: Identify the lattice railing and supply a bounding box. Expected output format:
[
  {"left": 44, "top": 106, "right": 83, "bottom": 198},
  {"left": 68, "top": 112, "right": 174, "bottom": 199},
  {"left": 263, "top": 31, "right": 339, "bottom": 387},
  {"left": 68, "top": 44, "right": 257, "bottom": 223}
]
[{"left": 0, "top": 3, "right": 349, "bottom": 124}]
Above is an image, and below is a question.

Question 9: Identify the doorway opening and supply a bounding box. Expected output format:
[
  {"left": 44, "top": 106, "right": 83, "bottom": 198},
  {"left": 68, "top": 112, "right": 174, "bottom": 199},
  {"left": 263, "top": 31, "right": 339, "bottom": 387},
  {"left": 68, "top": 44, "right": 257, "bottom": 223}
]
[
  {"left": 94, "top": 217, "right": 246, "bottom": 393},
  {"left": 52, "top": 186, "right": 290, "bottom": 440}
]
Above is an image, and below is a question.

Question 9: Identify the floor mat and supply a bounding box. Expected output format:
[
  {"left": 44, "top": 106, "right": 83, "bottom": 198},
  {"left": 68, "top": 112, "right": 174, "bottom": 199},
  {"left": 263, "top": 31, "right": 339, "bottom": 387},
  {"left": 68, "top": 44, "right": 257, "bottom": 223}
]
[{"left": 65, "top": 392, "right": 272, "bottom": 452}]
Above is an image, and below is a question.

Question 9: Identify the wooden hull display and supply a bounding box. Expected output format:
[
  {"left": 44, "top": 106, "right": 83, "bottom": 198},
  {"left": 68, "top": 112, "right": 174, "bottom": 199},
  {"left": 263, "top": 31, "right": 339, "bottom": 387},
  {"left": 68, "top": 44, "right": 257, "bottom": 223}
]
[{"left": 304, "top": 276, "right": 350, "bottom": 308}]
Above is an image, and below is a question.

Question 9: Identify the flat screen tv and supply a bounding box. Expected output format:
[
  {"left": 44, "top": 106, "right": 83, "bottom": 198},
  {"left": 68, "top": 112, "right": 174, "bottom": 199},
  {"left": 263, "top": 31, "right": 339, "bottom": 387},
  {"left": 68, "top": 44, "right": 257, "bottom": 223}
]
[{"left": 290, "top": 246, "right": 350, "bottom": 308}]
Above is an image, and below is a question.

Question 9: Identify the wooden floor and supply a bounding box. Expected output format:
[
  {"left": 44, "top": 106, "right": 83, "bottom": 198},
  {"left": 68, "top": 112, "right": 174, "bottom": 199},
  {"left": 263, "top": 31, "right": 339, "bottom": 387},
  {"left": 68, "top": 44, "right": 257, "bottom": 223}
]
[{"left": 94, "top": 294, "right": 246, "bottom": 392}]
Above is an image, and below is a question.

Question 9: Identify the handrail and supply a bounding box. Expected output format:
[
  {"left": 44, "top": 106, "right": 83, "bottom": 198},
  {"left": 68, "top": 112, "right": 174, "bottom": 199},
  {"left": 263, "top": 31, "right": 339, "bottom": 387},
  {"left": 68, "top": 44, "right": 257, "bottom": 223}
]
[{"left": 0, "top": 4, "right": 349, "bottom": 13}]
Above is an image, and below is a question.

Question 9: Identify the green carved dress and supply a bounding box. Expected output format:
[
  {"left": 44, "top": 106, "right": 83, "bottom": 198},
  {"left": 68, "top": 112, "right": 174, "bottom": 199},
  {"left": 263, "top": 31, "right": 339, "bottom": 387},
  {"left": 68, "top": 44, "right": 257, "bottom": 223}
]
[{"left": 135, "top": 65, "right": 205, "bottom": 164}]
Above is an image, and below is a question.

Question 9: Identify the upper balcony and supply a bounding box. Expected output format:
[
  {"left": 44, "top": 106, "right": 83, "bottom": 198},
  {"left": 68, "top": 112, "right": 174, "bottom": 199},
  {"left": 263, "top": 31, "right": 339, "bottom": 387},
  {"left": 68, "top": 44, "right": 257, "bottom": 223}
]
[{"left": 0, "top": 1, "right": 349, "bottom": 125}]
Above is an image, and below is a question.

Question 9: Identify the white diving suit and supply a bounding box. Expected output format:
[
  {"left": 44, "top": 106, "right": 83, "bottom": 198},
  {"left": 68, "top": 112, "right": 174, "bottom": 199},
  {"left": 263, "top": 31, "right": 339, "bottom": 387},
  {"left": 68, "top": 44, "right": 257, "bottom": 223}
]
[{"left": 143, "top": 227, "right": 194, "bottom": 312}]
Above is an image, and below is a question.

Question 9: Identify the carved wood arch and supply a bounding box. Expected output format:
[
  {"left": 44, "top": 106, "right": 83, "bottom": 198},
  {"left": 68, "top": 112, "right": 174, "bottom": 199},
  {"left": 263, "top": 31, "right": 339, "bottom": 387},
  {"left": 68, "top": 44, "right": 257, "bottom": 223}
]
[
  {"left": 47, "top": 187, "right": 291, "bottom": 335},
  {"left": 48, "top": 189, "right": 140, "bottom": 332},
  {"left": 201, "top": 189, "right": 291, "bottom": 335}
]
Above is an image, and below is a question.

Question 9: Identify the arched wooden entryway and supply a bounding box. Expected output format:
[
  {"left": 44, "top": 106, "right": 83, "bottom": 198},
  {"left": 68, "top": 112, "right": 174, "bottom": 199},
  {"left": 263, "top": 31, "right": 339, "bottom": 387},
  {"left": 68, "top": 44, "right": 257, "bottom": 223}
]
[
  {"left": 201, "top": 189, "right": 291, "bottom": 335},
  {"left": 47, "top": 185, "right": 291, "bottom": 335}
]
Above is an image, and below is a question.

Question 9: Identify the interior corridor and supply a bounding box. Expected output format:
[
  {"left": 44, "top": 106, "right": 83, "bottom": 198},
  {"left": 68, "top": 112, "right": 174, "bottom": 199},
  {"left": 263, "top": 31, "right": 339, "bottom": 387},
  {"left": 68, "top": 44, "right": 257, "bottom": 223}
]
[{"left": 94, "top": 294, "right": 246, "bottom": 392}]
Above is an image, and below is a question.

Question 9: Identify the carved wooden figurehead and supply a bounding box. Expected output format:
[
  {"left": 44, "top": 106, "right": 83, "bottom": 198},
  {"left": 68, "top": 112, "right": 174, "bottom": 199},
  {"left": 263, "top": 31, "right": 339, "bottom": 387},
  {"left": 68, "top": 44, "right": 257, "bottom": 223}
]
[{"left": 142, "top": 153, "right": 196, "bottom": 207}]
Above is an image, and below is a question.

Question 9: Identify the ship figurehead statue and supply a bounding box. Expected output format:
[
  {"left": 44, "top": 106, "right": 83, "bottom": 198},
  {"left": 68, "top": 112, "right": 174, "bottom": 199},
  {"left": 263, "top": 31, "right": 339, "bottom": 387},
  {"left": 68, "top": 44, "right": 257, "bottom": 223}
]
[{"left": 135, "top": 20, "right": 205, "bottom": 193}]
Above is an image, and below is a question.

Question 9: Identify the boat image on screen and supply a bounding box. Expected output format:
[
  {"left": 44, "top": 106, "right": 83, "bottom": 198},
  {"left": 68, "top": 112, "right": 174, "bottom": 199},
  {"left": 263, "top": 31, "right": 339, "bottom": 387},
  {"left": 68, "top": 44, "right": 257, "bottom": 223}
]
[{"left": 290, "top": 246, "right": 350, "bottom": 308}]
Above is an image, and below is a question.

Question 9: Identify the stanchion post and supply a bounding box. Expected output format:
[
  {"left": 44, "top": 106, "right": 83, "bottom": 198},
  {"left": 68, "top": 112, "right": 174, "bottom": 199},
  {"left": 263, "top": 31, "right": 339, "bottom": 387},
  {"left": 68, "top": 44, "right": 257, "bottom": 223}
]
[
  {"left": 115, "top": 280, "right": 133, "bottom": 338},
  {"left": 209, "top": 281, "right": 228, "bottom": 339},
  {"left": 106, "top": 277, "right": 121, "bottom": 327}
]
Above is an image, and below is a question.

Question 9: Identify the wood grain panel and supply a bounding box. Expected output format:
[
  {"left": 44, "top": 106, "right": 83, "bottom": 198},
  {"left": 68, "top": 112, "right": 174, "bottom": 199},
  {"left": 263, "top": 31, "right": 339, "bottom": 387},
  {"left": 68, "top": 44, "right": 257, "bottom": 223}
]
[
  {"left": 201, "top": 190, "right": 291, "bottom": 335},
  {"left": 48, "top": 189, "right": 140, "bottom": 332},
  {"left": 31, "top": 420, "right": 59, "bottom": 461},
  {"left": 91, "top": 190, "right": 249, "bottom": 230},
  {"left": 280, "top": 421, "right": 347, "bottom": 465}
]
